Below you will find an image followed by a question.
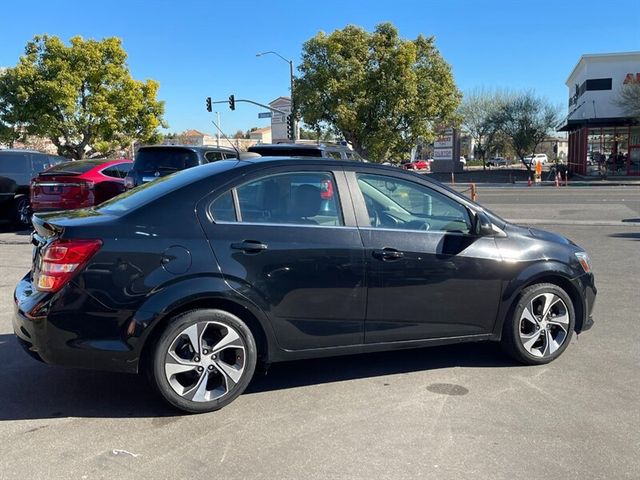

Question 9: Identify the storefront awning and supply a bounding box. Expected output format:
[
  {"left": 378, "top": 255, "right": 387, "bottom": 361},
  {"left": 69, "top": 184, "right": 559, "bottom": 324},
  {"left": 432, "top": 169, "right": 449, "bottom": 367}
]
[{"left": 558, "top": 117, "right": 636, "bottom": 132}]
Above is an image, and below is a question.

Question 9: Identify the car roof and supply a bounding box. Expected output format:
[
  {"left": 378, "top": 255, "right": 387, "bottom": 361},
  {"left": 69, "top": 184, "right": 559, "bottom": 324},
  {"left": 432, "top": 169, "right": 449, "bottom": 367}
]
[
  {"left": 0, "top": 149, "right": 52, "bottom": 155},
  {"left": 249, "top": 143, "right": 351, "bottom": 151},
  {"left": 138, "top": 144, "right": 236, "bottom": 153}
]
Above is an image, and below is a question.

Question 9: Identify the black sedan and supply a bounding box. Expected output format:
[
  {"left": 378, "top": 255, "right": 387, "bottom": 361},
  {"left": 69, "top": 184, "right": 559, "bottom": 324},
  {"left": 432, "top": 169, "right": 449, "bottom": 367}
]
[{"left": 14, "top": 157, "right": 596, "bottom": 413}]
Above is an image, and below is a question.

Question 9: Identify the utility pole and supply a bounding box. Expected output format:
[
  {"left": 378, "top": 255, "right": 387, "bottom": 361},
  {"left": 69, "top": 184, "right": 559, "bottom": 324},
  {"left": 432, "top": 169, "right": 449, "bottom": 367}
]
[
  {"left": 256, "top": 51, "right": 297, "bottom": 141},
  {"left": 216, "top": 112, "right": 221, "bottom": 147}
]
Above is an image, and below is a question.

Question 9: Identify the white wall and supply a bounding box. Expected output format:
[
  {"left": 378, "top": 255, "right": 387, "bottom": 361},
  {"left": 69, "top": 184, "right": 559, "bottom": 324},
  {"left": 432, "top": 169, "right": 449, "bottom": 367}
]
[{"left": 567, "top": 53, "right": 640, "bottom": 121}]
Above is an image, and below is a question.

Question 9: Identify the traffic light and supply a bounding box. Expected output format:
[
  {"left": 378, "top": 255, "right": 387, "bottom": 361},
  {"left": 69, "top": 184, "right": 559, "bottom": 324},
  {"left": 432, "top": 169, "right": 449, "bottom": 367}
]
[
  {"left": 286, "top": 114, "right": 294, "bottom": 141},
  {"left": 228, "top": 95, "right": 235, "bottom": 111},
  {"left": 205, "top": 97, "right": 212, "bottom": 112}
]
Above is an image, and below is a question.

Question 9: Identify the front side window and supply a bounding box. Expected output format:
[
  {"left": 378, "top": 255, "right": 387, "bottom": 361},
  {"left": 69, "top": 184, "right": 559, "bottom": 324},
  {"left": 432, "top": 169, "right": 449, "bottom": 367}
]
[
  {"left": 356, "top": 173, "right": 472, "bottom": 233},
  {"left": 210, "top": 172, "right": 343, "bottom": 226}
]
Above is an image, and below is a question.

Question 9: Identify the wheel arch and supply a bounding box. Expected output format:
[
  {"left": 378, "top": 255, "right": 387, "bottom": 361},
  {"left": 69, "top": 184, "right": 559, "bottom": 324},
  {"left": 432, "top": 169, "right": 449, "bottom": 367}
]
[{"left": 494, "top": 263, "right": 585, "bottom": 338}]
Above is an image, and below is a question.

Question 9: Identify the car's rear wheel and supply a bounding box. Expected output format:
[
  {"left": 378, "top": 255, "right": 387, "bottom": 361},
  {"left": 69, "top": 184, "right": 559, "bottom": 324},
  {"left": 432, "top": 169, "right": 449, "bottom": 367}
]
[
  {"left": 149, "top": 309, "right": 257, "bottom": 413},
  {"left": 501, "top": 283, "right": 575, "bottom": 365},
  {"left": 13, "top": 196, "right": 31, "bottom": 228}
]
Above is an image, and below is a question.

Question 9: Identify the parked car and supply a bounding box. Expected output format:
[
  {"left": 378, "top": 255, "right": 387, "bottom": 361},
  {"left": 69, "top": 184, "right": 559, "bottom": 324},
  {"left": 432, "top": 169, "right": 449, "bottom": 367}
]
[
  {"left": 402, "top": 159, "right": 430, "bottom": 171},
  {"left": 14, "top": 157, "right": 596, "bottom": 413},
  {"left": 523, "top": 153, "right": 548, "bottom": 166},
  {"left": 487, "top": 157, "right": 507, "bottom": 167},
  {"left": 31, "top": 159, "right": 132, "bottom": 213},
  {"left": 248, "top": 142, "right": 364, "bottom": 162},
  {"left": 124, "top": 145, "right": 237, "bottom": 189},
  {"left": 0, "top": 149, "right": 66, "bottom": 227}
]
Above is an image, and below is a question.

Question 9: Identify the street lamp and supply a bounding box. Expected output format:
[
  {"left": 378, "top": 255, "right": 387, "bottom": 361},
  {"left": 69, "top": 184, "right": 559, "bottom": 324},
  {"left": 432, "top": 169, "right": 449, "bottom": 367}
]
[{"left": 256, "top": 51, "right": 296, "bottom": 140}]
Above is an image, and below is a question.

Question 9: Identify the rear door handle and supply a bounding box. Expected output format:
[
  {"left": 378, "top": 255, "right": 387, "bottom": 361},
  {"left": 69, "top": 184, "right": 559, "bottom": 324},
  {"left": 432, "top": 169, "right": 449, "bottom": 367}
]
[
  {"left": 372, "top": 248, "right": 404, "bottom": 261},
  {"left": 231, "top": 240, "right": 268, "bottom": 253}
]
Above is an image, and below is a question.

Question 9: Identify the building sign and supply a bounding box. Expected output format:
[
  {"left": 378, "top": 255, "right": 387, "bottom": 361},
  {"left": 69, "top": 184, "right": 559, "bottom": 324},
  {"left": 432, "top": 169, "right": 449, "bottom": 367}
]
[{"left": 433, "top": 148, "right": 453, "bottom": 160}]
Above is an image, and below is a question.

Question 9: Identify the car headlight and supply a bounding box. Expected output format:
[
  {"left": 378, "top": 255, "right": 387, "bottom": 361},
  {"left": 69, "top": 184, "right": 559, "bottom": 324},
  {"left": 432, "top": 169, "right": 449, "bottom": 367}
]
[{"left": 575, "top": 252, "right": 592, "bottom": 273}]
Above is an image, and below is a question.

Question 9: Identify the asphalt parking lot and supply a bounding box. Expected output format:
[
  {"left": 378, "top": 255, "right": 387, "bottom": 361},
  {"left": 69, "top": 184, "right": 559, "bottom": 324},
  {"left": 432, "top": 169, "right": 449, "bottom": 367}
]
[{"left": 0, "top": 185, "right": 638, "bottom": 480}]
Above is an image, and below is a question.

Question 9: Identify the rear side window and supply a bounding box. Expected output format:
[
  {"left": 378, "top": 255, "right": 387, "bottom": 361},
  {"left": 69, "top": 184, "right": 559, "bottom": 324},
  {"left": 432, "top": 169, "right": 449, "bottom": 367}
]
[
  {"left": 325, "top": 151, "right": 342, "bottom": 160},
  {"left": 205, "top": 151, "right": 224, "bottom": 162},
  {"left": 0, "top": 153, "right": 28, "bottom": 174},
  {"left": 134, "top": 148, "right": 199, "bottom": 173},
  {"left": 102, "top": 163, "right": 132, "bottom": 178},
  {"left": 210, "top": 172, "right": 343, "bottom": 227}
]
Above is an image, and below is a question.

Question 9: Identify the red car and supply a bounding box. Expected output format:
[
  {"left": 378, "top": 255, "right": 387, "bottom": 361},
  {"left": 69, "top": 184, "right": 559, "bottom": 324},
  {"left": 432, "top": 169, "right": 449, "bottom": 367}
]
[
  {"left": 31, "top": 159, "right": 132, "bottom": 212},
  {"left": 402, "top": 160, "right": 430, "bottom": 171}
]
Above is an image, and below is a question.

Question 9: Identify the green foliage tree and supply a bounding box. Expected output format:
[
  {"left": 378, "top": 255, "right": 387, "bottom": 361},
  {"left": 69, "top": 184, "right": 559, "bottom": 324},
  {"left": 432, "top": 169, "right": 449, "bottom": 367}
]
[
  {"left": 0, "top": 35, "right": 166, "bottom": 159},
  {"left": 495, "top": 92, "right": 560, "bottom": 172},
  {"left": 458, "top": 89, "right": 511, "bottom": 170},
  {"left": 294, "top": 23, "right": 461, "bottom": 161}
]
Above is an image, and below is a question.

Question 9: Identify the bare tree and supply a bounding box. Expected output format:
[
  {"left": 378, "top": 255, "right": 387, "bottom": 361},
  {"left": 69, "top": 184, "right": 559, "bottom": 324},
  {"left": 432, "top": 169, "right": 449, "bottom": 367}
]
[
  {"left": 496, "top": 92, "right": 560, "bottom": 172},
  {"left": 616, "top": 83, "right": 640, "bottom": 120},
  {"left": 459, "top": 89, "right": 511, "bottom": 170}
]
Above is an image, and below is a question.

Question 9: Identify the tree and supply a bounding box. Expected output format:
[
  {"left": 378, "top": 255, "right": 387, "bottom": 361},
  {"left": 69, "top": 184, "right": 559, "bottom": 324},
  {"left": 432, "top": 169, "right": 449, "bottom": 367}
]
[
  {"left": 458, "top": 89, "right": 510, "bottom": 170},
  {"left": 495, "top": 92, "right": 560, "bottom": 172},
  {"left": 616, "top": 83, "right": 640, "bottom": 121},
  {"left": 0, "top": 35, "right": 166, "bottom": 159},
  {"left": 299, "top": 124, "right": 334, "bottom": 141},
  {"left": 233, "top": 129, "right": 246, "bottom": 139},
  {"left": 294, "top": 23, "right": 461, "bottom": 161}
]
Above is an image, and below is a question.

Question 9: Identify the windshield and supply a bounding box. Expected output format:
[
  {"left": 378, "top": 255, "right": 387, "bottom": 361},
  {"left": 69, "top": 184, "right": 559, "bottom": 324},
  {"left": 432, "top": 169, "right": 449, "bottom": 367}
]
[
  {"left": 43, "top": 160, "right": 102, "bottom": 175},
  {"left": 97, "top": 160, "right": 237, "bottom": 215},
  {"left": 248, "top": 146, "right": 321, "bottom": 157},
  {"left": 134, "top": 148, "right": 199, "bottom": 172}
]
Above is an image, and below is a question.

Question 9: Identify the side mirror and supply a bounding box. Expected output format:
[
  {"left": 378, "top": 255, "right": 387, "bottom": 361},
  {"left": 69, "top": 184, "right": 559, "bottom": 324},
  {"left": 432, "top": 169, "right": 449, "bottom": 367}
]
[{"left": 473, "top": 211, "right": 496, "bottom": 236}]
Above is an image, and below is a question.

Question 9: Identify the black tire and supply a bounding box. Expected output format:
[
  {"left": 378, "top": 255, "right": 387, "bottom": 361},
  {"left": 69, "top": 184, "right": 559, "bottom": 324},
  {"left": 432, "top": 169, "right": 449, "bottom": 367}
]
[
  {"left": 148, "top": 309, "right": 257, "bottom": 413},
  {"left": 501, "top": 283, "right": 575, "bottom": 365},
  {"left": 13, "top": 195, "right": 31, "bottom": 228}
]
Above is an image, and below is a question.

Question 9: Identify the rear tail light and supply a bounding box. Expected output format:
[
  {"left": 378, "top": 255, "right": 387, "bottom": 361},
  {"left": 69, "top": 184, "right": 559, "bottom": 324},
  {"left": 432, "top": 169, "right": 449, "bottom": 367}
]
[{"left": 35, "top": 239, "right": 102, "bottom": 292}]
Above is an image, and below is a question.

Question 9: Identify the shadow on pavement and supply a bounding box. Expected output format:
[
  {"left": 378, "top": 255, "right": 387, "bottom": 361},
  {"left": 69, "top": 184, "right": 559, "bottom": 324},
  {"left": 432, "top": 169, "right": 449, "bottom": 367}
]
[
  {"left": 608, "top": 232, "right": 640, "bottom": 241},
  {"left": 0, "top": 333, "right": 514, "bottom": 421}
]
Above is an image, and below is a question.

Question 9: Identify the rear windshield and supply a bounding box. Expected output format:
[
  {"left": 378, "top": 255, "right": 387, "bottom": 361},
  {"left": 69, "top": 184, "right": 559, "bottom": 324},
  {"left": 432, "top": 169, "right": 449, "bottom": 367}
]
[
  {"left": 97, "top": 160, "right": 238, "bottom": 215},
  {"left": 134, "top": 148, "right": 199, "bottom": 173},
  {"left": 43, "top": 160, "right": 102, "bottom": 175},
  {"left": 248, "top": 146, "right": 321, "bottom": 157}
]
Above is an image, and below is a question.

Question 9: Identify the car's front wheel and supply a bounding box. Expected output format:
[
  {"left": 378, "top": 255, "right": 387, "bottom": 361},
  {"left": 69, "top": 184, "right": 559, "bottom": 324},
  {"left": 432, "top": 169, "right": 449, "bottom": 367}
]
[
  {"left": 149, "top": 309, "right": 257, "bottom": 413},
  {"left": 501, "top": 283, "right": 575, "bottom": 365}
]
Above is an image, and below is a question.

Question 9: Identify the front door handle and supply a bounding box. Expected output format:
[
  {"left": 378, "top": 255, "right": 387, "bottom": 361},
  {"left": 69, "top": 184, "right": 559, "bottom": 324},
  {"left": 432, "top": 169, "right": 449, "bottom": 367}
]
[
  {"left": 231, "top": 240, "right": 268, "bottom": 253},
  {"left": 372, "top": 248, "right": 404, "bottom": 261}
]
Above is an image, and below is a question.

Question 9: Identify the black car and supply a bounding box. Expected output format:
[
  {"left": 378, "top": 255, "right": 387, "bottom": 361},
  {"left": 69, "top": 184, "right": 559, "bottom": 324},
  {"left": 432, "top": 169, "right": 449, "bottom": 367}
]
[
  {"left": 14, "top": 157, "right": 596, "bottom": 413},
  {"left": 124, "top": 144, "right": 238, "bottom": 189},
  {"left": 0, "top": 149, "right": 66, "bottom": 226},
  {"left": 248, "top": 142, "right": 364, "bottom": 161}
]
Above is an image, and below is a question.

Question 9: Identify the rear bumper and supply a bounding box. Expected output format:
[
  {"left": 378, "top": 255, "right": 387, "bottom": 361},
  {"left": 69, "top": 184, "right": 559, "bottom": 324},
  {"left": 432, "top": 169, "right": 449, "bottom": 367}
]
[{"left": 13, "top": 274, "right": 140, "bottom": 373}]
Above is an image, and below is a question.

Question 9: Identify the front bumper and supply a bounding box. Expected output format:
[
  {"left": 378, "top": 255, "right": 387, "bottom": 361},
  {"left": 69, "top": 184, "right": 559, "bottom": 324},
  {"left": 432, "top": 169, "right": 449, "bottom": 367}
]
[{"left": 576, "top": 272, "right": 596, "bottom": 333}]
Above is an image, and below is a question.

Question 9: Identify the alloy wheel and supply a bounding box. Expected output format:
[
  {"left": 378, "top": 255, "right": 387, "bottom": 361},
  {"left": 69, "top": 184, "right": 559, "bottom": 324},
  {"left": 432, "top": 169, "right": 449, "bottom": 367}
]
[
  {"left": 164, "top": 321, "right": 246, "bottom": 402},
  {"left": 518, "top": 292, "right": 570, "bottom": 358}
]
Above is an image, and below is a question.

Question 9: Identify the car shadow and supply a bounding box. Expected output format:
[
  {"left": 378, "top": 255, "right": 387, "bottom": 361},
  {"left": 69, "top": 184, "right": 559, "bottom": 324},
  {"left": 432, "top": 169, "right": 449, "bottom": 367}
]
[
  {"left": 608, "top": 232, "right": 640, "bottom": 241},
  {"left": 0, "top": 333, "right": 515, "bottom": 421},
  {"left": 0, "top": 220, "right": 30, "bottom": 235}
]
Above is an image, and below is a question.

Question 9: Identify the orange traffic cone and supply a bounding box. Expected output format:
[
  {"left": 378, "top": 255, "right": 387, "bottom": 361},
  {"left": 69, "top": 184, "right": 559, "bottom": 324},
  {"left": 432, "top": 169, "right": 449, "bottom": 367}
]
[{"left": 527, "top": 176, "right": 532, "bottom": 187}]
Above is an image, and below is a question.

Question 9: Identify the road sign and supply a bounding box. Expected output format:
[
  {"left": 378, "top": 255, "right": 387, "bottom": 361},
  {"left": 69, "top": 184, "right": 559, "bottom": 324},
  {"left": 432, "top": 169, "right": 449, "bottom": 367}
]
[{"left": 258, "top": 112, "right": 272, "bottom": 119}]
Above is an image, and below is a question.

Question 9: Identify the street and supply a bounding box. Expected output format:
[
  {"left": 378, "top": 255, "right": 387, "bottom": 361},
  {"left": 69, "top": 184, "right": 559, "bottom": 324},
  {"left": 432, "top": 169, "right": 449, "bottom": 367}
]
[{"left": 0, "top": 186, "right": 639, "bottom": 480}]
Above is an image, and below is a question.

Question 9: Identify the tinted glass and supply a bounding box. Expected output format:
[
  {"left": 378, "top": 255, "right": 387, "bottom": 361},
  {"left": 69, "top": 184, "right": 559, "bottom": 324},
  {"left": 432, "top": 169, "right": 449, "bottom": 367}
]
[
  {"left": 356, "top": 173, "right": 471, "bottom": 233},
  {"left": 326, "top": 151, "right": 342, "bottom": 160},
  {"left": 134, "top": 148, "right": 199, "bottom": 173},
  {"left": 97, "top": 160, "right": 236, "bottom": 215},
  {"left": 0, "top": 153, "right": 28, "bottom": 174},
  {"left": 248, "top": 146, "right": 321, "bottom": 157},
  {"left": 235, "top": 172, "right": 342, "bottom": 226},
  {"left": 210, "top": 191, "right": 236, "bottom": 222},
  {"left": 45, "top": 160, "right": 101, "bottom": 174},
  {"left": 205, "top": 151, "right": 224, "bottom": 162},
  {"left": 102, "top": 163, "right": 132, "bottom": 178}
]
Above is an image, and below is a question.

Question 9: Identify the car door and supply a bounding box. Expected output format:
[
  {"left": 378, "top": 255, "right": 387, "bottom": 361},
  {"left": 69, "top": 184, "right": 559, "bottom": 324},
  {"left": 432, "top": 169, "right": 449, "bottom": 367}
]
[
  {"left": 198, "top": 167, "right": 366, "bottom": 350},
  {"left": 347, "top": 170, "right": 504, "bottom": 343}
]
